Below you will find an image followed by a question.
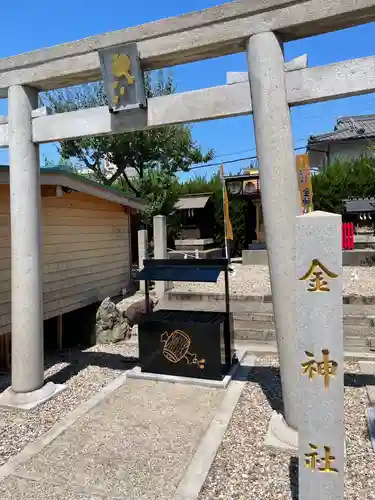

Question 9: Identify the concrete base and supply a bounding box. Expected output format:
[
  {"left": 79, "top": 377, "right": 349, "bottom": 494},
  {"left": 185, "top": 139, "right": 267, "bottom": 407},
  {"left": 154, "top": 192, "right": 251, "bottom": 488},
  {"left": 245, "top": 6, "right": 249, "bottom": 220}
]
[
  {"left": 355, "top": 242, "right": 375, "bottom": 250},
  {"left": 169, "top": 248, "right": 223, "bottom": 260},
  {"left": 0, "top": 382, "right": 67, "bottom": 410},
  {"left": 264, "top": 410, "right": 348, "bottom": 456},
  {"left": 242, "top": 249, "right": 268, "bottom": 266},
  {"left": 242, "top": 248, "right": 375, "bottom": 266},
  {"left": 127, "top": 350, "right": 246, "bottom": 389},
  {"left": 248, "top": 242, "right": 266, "bottom": 250},
  {"left": 264, "top": 411, "right": 298, "bottom": 451},
  {"left": 175, "top": 238, "right": 214, "bottom": 251},
  {"left": 343, "top": 249, "right": 375, "bottom": 266}
]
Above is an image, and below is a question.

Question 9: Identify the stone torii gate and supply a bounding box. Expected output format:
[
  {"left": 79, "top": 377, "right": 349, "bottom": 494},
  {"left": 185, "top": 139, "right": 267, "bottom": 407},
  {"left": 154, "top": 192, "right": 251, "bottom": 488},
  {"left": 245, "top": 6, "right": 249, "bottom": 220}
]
[{"left": 0, "top": 0, "right": 374, "bottom": 435}]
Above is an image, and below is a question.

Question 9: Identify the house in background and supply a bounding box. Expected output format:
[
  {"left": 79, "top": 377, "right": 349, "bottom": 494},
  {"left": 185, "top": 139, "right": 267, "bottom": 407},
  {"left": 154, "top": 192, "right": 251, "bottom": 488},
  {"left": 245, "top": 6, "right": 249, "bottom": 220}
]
[
  {"left": 73, "top": 158, "right": 138, "bottom": 183},
  {"left": 102, "top": 158, "right": 138, "bottom": 181},
  {"left": 0, "top": 166, "right": 144, "bottom": 370},
  {"left": 307, "top": 115, "right": 375, "bottom": 170}
]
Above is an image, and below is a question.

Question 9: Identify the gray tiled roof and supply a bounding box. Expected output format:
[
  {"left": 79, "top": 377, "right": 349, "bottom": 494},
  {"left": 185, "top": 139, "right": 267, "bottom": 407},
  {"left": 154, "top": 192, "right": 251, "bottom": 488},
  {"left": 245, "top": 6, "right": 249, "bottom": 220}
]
[
  {"left": 175, "top": 193, "right": 212, "bottom": 210},
  {"left": 308, "top": 115, "right": 375, "bottom": 144},
  {"left": 344, "top": 197, "right": 375, "bottom": 213}
]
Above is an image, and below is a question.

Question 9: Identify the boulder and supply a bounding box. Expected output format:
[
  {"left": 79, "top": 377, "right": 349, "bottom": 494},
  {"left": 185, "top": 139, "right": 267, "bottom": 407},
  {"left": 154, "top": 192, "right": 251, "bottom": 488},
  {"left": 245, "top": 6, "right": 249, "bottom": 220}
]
[
  {"left": 96, "top": 297, "right": 132, "bottom": 344},
  {"left": 124, "top": 297, "right": 159, "bottom": 327}
]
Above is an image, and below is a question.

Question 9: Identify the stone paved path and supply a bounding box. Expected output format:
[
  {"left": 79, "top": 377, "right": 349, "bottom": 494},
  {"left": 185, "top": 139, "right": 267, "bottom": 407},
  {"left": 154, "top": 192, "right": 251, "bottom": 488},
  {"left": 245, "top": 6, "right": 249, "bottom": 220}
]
[{"left": 0, "top": 379, "right": 224, "bottom": 499}]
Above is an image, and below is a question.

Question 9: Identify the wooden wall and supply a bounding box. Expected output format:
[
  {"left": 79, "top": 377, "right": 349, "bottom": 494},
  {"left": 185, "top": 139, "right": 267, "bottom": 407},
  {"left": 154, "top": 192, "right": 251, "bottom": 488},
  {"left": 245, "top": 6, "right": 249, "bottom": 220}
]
[{"left": 0, "top": 185, "right": 131, "bottom": 340}]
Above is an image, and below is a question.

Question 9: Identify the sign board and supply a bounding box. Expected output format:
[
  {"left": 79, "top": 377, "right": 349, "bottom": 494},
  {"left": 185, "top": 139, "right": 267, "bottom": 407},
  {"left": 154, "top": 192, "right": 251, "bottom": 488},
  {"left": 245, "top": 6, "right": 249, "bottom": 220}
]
[
  {"left": 296, "top": 154, "right": 313, "bottom": 213},
  {"left": 99, "top": 43, "right": 147, "bottom": 113}
]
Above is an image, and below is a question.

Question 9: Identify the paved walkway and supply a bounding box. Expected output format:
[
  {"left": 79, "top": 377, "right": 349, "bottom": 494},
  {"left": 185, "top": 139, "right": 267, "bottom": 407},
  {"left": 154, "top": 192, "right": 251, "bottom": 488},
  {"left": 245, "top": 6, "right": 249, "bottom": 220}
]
[{"left": 0, "top": 379, "right": 225, "bottom": 500}]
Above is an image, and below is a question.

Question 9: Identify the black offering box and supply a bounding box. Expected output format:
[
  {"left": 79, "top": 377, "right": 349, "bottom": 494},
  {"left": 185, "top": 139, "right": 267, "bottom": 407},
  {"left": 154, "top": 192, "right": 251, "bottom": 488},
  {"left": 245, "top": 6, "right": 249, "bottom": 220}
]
[{"left": 136, "top": 259, "right": 235, "bottom": 381}]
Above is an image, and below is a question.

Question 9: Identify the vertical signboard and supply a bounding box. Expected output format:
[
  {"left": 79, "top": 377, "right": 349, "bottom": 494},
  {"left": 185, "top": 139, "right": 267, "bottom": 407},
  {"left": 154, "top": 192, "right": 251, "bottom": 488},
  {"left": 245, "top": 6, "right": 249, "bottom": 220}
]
[{"left": 296, "top": 154, "right": 313, "bottom": 214}]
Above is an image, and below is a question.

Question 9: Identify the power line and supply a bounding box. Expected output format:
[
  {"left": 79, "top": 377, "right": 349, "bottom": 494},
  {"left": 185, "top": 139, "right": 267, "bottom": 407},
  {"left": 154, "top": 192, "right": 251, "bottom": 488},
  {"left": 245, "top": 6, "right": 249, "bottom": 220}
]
[
  {"left": 189, "top": 95, "right": 375, "bottom": 170},
  {"left": 215, "top": 147, "right": 257, "bottom": 158},
  {"left": 189, "top": 146, "right": 306, "bottom": 171},
  {"left": 200, "top": 98, "right": 375, "bottom": 161},
  {"left": 214, "top": 138, "right": 307, "bottom": 160}
]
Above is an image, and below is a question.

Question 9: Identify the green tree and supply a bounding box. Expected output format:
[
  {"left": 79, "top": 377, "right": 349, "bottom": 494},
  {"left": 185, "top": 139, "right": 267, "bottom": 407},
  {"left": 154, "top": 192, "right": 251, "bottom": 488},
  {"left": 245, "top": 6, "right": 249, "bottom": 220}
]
[
  {"left": 312, "top": 156, "right": 375, "bottom": 213},
  {"left": 41, "top": 71, "right": 214, "bottom": 198},
  {"left": 117, "top": 167, "right": 180, "bottom": 223}
]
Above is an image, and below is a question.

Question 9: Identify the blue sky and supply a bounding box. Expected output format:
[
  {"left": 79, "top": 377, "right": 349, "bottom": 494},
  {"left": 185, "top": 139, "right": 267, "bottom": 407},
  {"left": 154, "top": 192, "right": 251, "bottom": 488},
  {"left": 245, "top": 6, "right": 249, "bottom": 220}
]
[{"left": 0, "top": 0, "right": 374, "bottom": 180}]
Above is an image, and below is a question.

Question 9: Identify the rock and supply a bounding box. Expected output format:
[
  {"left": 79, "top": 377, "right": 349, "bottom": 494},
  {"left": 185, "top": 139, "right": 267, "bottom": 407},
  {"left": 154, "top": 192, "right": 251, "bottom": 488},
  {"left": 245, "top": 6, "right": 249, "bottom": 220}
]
[
  {"left": 96, "top": 297, "right": 132, "bottom": 344},
  {"left": 125, "top": 297, "right": 159, "bottom": 327}
]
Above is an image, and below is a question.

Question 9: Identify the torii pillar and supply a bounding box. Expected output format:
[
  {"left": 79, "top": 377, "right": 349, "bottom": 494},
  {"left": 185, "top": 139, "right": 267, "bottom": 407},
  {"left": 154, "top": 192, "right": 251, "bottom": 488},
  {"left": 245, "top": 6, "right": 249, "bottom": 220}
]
[
  {"left": 0, "top": 85, "right": 65, "bottom": 409},
  {"left": 247, "top": 32, "right": 300, "bottom": 447}
]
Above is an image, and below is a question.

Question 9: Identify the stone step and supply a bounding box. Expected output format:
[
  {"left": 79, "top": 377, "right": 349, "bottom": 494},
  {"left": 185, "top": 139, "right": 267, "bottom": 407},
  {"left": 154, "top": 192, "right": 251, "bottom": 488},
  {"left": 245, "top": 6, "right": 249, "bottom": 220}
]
[
  {"left": 234, "top": 317, "right": 275, "bottom": 330},
  {"left": 235, "top": 328, "right": 275, "bottom": 342},
  {"left": 163, "top": 295, "right": 375, "bottom": 312},
  {"left": 234, "top": 340, "right": 375, "bottom": 361},
  {"left": 161, "top": 299, "right": 375, "bottom": 326},
  {"left": 234, "top": 312, "right": 375, "bottom": 328},
  {"left": 234, "top": 332, "right": 370, "bottom": 352},
  {"left": 234, "top": 326, "right": 375, "bottom": 351},
  {"left": 166, "top": 290, "right": 375, "bottom": 307}
]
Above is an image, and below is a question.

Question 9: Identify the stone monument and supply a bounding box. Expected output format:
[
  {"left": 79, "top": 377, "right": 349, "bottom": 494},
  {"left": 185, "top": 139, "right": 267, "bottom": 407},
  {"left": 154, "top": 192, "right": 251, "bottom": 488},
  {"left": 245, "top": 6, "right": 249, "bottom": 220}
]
[
  {"left": 96, "top": 297, "right": 132, "bottom": 344},
  {"left": 296, "top": 211, "right": 344, "bottom": 499}
]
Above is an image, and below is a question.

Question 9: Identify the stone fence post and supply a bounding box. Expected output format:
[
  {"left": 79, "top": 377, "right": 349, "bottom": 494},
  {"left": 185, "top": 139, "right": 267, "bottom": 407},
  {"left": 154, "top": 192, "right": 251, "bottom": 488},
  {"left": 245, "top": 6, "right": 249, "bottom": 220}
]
[
  {"left": 138, "top": 229, "right": 148, "bottom": 293},
  {"left": 153, "top": 215, "right": 172, "bottom": 299},
  {"left": 296, "top": 211, "right": 344, "bottom": 500}
]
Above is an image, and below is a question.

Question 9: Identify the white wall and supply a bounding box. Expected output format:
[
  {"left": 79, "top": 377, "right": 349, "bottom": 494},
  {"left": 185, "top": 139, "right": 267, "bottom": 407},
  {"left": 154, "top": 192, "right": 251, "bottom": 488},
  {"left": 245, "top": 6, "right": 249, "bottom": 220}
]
[
  {"left": 329, "top": 139, "right": 373, "bottom": 162},
  {"left": 309, "top": 139, "right": 374, "bottom": 170}
]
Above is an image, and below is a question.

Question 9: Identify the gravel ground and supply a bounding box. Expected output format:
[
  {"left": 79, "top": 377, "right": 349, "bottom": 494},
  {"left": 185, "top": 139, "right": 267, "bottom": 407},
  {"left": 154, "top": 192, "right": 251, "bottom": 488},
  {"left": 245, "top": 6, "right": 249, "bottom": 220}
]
[
  {"left": 172, "top": 265, "right": 375, "bottom": 296},
  {"left": 0, "top": 342, "right": 137, "bottom": 467},
  {"left": 199, "top": 356, "right": 374, "bottom": 500}
]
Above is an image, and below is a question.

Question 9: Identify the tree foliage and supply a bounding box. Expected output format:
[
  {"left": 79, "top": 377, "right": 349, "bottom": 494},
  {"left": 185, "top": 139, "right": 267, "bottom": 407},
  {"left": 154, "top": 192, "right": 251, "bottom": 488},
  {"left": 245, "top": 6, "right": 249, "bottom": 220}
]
[
  {"left": 116, "top": 167, "right": 180, "bottom": 223},
  {"left": 41, "top": 71, "right": 214, "bottom": 198},
  {"left": 312, "top": 156, "right": 375, "bottom": 213}
]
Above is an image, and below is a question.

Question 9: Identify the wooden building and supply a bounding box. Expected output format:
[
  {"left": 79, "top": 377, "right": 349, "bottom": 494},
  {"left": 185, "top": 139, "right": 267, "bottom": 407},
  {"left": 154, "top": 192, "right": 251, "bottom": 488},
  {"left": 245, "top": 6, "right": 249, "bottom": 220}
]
[{"left": 0, "top": 166, "right": 143, "bottom": 370}]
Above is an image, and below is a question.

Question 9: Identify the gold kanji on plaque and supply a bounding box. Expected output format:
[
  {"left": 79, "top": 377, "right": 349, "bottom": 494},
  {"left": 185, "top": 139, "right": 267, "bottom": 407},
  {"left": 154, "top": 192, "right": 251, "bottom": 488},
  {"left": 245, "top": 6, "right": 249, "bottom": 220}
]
[
  {"left": 304, "top": 443, "right": 338, "bottom": 473},
  {"left": 111, "top": 53, "right": 136, "bottom": 106},
  {"left": 301, "top": 349, "right": 338, "bottom": 390},
  {"left": 299, "top": 259, "right": 338, "bottom": 292}
]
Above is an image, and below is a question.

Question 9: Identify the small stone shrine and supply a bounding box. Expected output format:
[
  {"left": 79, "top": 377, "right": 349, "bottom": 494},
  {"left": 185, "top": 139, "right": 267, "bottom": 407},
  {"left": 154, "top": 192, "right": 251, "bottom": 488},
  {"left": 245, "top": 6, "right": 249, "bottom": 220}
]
[{"left": 169, "top": 193, "right": 222, "bottom": 259}]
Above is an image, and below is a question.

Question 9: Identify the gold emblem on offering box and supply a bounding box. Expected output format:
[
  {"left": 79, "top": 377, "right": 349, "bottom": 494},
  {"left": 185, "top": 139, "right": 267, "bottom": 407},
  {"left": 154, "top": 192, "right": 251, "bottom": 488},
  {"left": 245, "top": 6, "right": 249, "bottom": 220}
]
[
  {"left": 160, "top": 330, "right": 205, "bottom": 369},
  {"left": 299, "top": 259, "right": 338, "bottom": 292},
  {"left": 301, "top": 349, "right": 338, "bottom": 390},
  {"left": 304, "top": 443, "right": 338, "bottom": 473},
  {"left": 111, "top": 53, "right": 136, "bottom": 106}
]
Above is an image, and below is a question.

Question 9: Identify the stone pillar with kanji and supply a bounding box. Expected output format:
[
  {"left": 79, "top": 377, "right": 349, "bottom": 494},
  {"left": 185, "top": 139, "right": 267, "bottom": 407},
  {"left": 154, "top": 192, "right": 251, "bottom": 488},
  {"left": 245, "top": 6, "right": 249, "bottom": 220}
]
[{"left": 296, "top": 211, "right": 344, "bottom": 500}]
